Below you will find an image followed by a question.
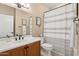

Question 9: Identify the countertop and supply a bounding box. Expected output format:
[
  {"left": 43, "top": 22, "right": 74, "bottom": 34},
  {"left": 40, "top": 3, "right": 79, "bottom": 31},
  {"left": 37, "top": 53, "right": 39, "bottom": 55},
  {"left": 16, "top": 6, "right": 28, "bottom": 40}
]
[{"left": 0, "top": 36, "right": 41, "bottom": 52}]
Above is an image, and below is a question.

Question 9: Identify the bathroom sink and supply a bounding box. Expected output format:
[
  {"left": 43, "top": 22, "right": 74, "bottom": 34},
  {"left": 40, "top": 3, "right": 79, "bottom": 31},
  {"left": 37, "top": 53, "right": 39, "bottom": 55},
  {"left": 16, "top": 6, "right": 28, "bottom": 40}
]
[{"left": 0, "top": 36, "right": 41, "bottom": 52}]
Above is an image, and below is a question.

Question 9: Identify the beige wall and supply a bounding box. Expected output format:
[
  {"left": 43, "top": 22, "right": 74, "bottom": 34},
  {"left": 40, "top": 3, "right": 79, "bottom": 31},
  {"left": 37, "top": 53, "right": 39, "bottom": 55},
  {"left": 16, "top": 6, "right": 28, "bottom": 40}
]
[
  {"left": 73, "top": 4, "right": 79, "bottom": 56},
  {"left": 31, "top": 4, "right": 48, "bottom": 36},
  {"left": 77, "top": 4, "right": 79, "bottom": 55},
  {"left": 0, "top": 3, "right": 14, "bottom": 16}
]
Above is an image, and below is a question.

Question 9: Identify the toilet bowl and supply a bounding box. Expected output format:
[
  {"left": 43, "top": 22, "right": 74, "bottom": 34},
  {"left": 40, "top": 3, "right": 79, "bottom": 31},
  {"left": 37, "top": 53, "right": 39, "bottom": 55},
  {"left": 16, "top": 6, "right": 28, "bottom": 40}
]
[
  {"left": 41, "top": 43, "right": 53, "bottom": 56},
  {"left": 41, "top": 37, "right": 53, "bottom": 56},
  {"left": 41, "top": 43, "right": 52, "bottom": 51}
]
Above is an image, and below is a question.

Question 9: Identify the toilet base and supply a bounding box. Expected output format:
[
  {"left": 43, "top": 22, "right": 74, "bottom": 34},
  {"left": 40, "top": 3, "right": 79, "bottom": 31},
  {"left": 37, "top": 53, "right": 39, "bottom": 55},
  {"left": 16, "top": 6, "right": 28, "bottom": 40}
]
[{"left": 41, "top": 47, "right": 52, "bottom": 56}]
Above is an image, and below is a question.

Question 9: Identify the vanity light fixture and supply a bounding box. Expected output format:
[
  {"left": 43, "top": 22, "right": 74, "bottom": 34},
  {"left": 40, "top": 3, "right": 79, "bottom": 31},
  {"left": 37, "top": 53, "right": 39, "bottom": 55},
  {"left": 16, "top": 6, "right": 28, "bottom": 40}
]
[
  {"left": 25, "top": 3, "right": 31, "bottom": 9},
  {"left": 15, "top": 3, "right": 31, "bottom": 9}
]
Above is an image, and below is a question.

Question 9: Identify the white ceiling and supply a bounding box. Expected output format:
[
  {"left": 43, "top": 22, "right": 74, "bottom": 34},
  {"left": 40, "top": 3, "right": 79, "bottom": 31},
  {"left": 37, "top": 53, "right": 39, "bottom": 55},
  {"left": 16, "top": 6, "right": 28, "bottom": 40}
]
[
  {"left": 40, "top": 3, "right": 61, "bottom": 9},
  {"left": 30, "top": 3, "right": 61, "bottom": 9}
]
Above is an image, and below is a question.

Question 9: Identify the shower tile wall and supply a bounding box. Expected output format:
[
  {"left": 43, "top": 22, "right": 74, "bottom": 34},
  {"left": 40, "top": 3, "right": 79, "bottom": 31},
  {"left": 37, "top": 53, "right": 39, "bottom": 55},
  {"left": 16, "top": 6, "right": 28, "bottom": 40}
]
[{"left": 44, "top": 3, "right": 76, "bottom": 56}]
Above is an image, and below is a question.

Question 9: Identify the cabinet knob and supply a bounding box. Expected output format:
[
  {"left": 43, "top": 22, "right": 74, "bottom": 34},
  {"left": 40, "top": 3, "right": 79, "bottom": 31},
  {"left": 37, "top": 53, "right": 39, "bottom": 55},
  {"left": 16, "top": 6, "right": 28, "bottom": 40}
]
[{"left": 24, "top": 46, "right": 29, "bottom": 49}]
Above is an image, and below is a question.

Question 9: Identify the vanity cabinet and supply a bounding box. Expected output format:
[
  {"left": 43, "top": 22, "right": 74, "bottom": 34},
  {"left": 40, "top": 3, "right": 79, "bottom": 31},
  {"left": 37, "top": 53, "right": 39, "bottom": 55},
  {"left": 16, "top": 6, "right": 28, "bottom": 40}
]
[
  {"left": 9, "top": 46, "right": 25, "bottom": 56},
  {"left": 27, "top": 41, "right": 40, "bottom": 56},
  {"left": 0, "top": 41, "right": 40, "bottom": 56}
]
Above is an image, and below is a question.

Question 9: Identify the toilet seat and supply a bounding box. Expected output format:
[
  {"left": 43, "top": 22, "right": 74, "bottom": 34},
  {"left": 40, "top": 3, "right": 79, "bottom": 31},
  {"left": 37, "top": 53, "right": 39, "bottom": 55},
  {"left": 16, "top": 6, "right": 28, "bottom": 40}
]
[
  {"left": 41, "top": 43, "right": 52, "bottom": 51},
  {"left": 41, "top": 43, "right": 52, "bottom": 48}
]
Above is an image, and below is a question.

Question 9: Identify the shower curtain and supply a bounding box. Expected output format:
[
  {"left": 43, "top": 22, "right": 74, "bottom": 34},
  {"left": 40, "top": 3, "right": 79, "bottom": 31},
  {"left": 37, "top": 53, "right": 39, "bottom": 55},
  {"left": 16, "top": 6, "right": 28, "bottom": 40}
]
[{"left": 44, "top": 3, "right": 77, "bottom": 56}]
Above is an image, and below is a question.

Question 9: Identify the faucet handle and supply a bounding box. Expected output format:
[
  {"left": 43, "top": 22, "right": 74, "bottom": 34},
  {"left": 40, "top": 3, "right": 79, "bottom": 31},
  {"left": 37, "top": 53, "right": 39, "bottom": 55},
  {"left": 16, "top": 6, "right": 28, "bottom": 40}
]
[
  {"left": 6, "top": 35, "right": 10, "bottom": 38},
  {"left": 22, "top": 36, "right": 24, "bottom": 39},
  {"left": 16, "top": 34, "right": 18, "bottom": 36}
]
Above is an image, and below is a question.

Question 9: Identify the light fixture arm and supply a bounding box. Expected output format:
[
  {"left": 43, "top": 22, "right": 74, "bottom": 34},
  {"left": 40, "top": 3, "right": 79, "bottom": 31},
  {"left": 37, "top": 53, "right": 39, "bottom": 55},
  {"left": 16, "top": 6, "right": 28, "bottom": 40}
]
[{"left": 15, "top": 3, "right": 30, "bottom": 9}]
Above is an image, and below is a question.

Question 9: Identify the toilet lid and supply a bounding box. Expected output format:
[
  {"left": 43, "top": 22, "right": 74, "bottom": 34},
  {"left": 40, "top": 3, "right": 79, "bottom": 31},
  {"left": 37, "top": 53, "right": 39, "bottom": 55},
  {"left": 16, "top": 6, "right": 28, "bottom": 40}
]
[{"left": 41, "top": 43, "right": 52, "bottom": 48}]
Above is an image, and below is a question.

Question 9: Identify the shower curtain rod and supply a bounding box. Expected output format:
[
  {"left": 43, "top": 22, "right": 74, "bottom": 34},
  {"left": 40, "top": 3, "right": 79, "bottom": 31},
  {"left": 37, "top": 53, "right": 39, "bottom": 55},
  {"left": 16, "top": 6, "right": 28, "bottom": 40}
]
[{"left": 44, "top": 3, "right": 71, "bottom": 13}]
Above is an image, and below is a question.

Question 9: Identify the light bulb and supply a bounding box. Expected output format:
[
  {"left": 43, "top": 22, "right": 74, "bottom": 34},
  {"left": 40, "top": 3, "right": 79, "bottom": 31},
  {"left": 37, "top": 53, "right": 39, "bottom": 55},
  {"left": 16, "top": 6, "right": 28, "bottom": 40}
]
[
  {"left": 26, "top": 3, "right": 30, "bottom": 9},
  {"left": 21, "top": 3, "right": 25, "bottom": 6}
]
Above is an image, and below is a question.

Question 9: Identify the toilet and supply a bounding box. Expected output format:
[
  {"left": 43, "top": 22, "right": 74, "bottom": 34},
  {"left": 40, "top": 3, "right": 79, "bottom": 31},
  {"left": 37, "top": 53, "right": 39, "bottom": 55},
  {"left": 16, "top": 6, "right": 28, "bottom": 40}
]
[{"left": 41, "top": 37, "right": 53, "bottom": 56}]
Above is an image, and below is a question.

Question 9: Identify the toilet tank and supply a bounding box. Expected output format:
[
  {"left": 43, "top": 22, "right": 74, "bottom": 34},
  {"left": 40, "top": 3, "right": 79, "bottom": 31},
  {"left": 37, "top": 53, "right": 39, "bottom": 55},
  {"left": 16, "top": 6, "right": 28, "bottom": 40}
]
[{"left": 41, "top": 37, "right": 45, "bottom": 44}]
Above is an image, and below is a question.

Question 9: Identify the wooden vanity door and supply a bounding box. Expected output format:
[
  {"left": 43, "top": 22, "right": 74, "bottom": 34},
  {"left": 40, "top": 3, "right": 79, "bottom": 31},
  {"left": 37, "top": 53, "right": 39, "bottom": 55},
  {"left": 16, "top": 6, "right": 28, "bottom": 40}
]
[
  {"left": 0, "top": 41, "right": 40, "bottom": 56},
  {"left": 27, "top": 41, "right": 40, "bottom": 56},
  {"left": 9, "top": 47, "right": 25, "bottom": 56}
]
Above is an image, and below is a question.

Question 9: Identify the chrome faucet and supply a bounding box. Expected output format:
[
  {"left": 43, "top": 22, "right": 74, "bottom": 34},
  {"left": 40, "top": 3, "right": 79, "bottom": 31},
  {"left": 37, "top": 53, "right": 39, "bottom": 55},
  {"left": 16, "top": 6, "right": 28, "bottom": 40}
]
[{"left": 15, "top": 34, "right": 24, "bottom": 41}]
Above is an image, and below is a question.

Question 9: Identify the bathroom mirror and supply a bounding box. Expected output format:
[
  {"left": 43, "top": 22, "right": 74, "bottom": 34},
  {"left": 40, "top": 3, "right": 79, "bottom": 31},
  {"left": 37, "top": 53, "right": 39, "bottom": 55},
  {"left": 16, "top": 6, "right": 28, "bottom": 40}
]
[
  {"left": 22, "top": 19, "right": 27, "bottom": 35},
  {"left": 22, "top": 19, "right": 26, "bottom": 25},
  {"left": 30, "top": 17, "right": 32, "bottom": 35},
  {"left": 36, "top": 17, "right": 41, "bottom": 26},
  {"left": 0, "top": 14, "right": 14, "bottom": 38}
]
